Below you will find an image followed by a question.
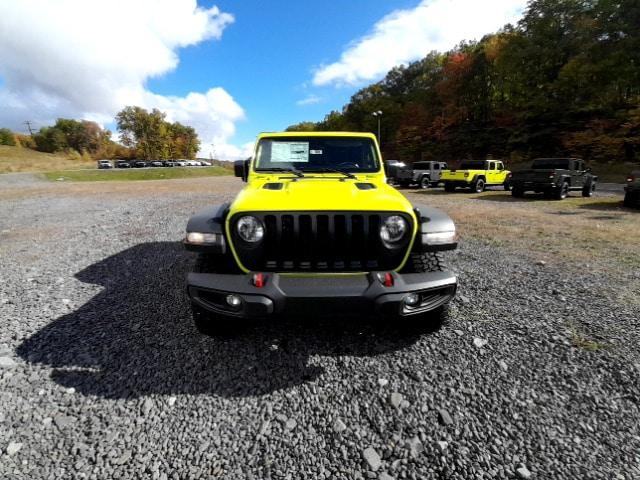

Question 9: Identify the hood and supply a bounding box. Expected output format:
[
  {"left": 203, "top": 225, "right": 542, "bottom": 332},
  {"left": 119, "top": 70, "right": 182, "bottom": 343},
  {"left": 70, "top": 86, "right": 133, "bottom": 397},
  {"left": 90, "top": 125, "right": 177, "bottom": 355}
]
[{"left": 229, "top": 176, "right": 413, "bottom": 214}]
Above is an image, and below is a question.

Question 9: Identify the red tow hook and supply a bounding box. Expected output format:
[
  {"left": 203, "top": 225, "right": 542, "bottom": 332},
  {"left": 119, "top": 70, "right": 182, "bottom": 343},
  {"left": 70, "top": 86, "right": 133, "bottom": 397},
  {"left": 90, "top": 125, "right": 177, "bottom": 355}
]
[
  {"left": 252, "top": 273, "right": 266, "bottom": 288},
  {"left": 376, "top": 272, "right": 394, "bottom": 287}
]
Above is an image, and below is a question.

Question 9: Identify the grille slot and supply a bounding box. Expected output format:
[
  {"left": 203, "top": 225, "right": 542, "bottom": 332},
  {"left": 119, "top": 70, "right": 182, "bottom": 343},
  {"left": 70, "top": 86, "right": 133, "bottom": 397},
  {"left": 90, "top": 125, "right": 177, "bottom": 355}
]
[{"left": 230, "top": 212, "right": 412, "bottom": 272}]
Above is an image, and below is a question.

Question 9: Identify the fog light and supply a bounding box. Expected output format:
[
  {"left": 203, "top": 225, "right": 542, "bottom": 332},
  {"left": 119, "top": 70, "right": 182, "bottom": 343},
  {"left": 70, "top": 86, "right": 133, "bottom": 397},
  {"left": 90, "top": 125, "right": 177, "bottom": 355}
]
[
  {"left": 226, "top": 294, "right": 242, "bottom": 309},
  {"left": 404, "top": 293, "right": 420, "bottom": 307}
]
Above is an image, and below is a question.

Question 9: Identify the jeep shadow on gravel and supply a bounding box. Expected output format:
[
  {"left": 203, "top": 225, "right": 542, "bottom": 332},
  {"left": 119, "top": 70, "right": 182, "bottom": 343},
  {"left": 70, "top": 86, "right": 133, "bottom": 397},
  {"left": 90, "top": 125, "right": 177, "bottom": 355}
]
[
  {"left": 184, "top": 132, "right": 459, "bottom": 336},
  {"left": 510, "top": 158, "right": 597, "bottom": 200}
]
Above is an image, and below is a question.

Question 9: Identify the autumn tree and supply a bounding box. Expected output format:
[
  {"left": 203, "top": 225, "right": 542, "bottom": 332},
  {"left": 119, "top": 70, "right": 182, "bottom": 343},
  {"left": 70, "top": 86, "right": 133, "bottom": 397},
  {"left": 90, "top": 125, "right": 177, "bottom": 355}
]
[{"left": 115, "top": 106, "right": 200, "bottom": 160}]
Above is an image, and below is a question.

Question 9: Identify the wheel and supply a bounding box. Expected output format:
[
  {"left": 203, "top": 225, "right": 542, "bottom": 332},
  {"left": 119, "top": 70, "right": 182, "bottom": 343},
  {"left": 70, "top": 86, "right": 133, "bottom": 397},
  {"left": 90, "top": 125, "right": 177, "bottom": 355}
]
[
  {"left": 399, "top": 252, "right": 449, "bottom": 332},
  {"left": 402, "top": 251, "right": 446, "bottom": 273},
  {"left": 582, "top": 182, "right": 596, "bottom": 197},
  {"left": 512, "top": 187, "right": 524, "bottom": 198},
  {"left": 194, "top": 253, "right": 240, "bottom": 274},
  {"left": 472, "top": 178, "right": 485, "bottom": 193},
  {"left": 503, "top": 180, "right": 513, "bottom": 191},
  {"left": 420, "top": 176, "right": 431, "bottom": 189},
  {"left": 554, "top": 181, "right": 569, "bottom": 200},
  {"left": 444, "top": 182, "right": 456, "bottom": 192},
  {"left": 191, "top": 254, "right": 241, "bottom": 336},
  {"left": 624, "top": 192, "right": 638, "bottom": 208},
  {"left": 191, "top": 303, "right": 236, "bottom": 337}
]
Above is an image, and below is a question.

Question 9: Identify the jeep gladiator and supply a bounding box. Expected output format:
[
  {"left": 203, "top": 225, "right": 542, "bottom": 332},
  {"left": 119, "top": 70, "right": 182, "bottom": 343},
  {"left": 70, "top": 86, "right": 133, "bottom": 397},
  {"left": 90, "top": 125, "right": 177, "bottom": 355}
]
[
  {"left": 510, "top": 158, "right": 597, "bottom": 200},
  {"left": 386, "top": 160, "right": 448, "bottom": 189},
  {"left": 184, "top": 132, "right": 458, "bottom": 335},
  {"left": 441, "top": 160, "right": 511, "bottom": 193}
]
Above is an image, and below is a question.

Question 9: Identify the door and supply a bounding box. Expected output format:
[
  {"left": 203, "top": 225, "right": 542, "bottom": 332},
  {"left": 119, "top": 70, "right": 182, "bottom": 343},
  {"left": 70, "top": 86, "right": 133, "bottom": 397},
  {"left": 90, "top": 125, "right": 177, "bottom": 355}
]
[
  {"left": 432, "top": 162, "right": 441, "bottom": 181},
  {"left": 486, "top": 161, "right": 498, "bottom": 184},
  {"left": 495, "top": 162, "right": 507, "bottom": 184},
  {"left": 573, "top": 160, "right": 586, "bottom": 188}
]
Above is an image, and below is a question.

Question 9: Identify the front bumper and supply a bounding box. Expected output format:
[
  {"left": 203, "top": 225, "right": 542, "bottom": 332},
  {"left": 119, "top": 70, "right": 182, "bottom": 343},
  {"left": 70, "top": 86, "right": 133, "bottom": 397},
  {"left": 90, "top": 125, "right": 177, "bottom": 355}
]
[{"left": 187, "top": 270, "right": 457, "bottom": 319}]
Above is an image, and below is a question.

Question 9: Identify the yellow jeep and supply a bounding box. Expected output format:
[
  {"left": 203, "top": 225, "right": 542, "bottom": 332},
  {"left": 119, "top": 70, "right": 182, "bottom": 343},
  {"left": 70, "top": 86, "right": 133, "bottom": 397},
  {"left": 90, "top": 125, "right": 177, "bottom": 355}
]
[
  {"left": 441, "top": 159, "right": 512, "bottom": 193},
  {"left": 184, "top": 132, "right": 458, "bottom": 335}
]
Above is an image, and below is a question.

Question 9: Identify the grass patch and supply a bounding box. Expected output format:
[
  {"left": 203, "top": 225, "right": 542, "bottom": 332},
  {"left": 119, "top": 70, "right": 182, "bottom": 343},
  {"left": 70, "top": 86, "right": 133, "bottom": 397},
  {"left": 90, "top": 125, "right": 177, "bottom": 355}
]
[
  {"left": 409, "top": 189, "right": 640, "bottom": 270},
  {"left": 567, "top": 323, "right": 608, "bottom": 352},
  {"left": 42, "top": 166, "right": 231, "bottom": 182},
  {"left": 0, "top": 145, "right": 94, "bottom": 174}
]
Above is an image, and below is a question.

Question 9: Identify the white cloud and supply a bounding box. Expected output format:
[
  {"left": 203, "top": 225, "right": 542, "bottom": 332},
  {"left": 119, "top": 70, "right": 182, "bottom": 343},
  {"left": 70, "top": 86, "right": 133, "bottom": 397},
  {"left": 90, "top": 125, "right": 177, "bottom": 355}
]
[
  {"left": 296, "top": 94, "right": 322, "bottom": 106},
  {"left": 0, "top": 0, "right": 248, "bottom": 159},
  {"left": 313, "top": 0, "right": 526, "bottom": 87}
]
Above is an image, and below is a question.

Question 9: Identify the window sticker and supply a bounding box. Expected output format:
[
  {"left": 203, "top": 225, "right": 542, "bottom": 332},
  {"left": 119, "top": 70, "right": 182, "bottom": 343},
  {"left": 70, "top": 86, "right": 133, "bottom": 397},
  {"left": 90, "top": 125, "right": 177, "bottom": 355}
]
[
  {"left": 271, "top": 142, "right": 309, "bottom": 163},
  {"left": 310, "top": 149, "right": 323, "bottom": 155}
]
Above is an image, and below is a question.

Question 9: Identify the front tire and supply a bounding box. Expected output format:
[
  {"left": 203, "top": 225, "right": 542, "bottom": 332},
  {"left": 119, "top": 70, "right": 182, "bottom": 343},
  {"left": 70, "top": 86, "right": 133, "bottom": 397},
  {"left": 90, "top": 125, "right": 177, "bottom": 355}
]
[
  {"left": 503, "top": 179, "right": 513, "bottom": 191},
  {"left": 400, "top": 252, "right": 449, "bottom": 332},
  {"left": 624, "top": 192, "right": 638, "bottom": 208},
  {"left": 512, "top": 187, "right": 525, "bottom": 198},
  {"left": 554, "top": 181, "right": 569, "bottom": 200},
  {"left": 473, "top": 178, "right": 485, "bottom": 193},
  {"left": 191, "top": 303, "right": 236, "bottom": 337},
  {"left": 582, "top": 182, "right": 596, "bottom": 197},
  {"left": 420, "top": 176, "right": 431, "bottom": 189},
  {"left": 191, "top": 254, "right": 241, "bottom": 336}
]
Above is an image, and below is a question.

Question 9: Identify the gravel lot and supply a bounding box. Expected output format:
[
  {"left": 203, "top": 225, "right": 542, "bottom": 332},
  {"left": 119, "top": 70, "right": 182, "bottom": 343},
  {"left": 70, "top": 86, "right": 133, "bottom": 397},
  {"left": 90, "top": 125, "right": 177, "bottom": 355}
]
[{"left": 1, "top": 175, "right": 639, "bottom": 479}]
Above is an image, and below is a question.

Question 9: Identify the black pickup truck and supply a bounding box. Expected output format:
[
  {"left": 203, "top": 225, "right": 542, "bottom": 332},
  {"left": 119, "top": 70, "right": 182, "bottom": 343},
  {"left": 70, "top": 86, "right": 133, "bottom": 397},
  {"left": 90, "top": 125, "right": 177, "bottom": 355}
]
[
  {"left": 510, "top": 158, "right": 597, "bottom": 200},
  {"left": 624, "top": 171, "right": 640, "bottom": 208}
]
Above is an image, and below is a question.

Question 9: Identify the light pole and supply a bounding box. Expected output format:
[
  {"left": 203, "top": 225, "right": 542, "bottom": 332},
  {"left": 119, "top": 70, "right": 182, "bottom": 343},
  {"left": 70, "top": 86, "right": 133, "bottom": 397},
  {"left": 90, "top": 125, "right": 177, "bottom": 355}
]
[{"left": 372, "top": 110, "right": 383, "bottom": 145}]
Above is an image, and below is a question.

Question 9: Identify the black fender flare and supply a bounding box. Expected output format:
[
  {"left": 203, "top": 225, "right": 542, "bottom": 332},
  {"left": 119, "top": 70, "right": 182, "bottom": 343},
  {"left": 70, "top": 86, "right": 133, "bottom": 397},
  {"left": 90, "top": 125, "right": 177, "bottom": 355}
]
[
  {"left": 185, "top": 203, "right": 230, "bottom": 252},
  {"left": 412, "top": 204, "right": 458, "bottom": 252}
]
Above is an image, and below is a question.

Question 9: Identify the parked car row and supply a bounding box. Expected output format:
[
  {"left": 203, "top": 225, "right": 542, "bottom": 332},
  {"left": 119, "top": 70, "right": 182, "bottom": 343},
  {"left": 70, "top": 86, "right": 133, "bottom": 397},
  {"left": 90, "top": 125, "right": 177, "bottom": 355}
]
[
  {"left": 385, "top": 158, "right": 616, "bottom": 202},
  {"left": 97, "top": 159, "right": 212, "bottom": 169}
]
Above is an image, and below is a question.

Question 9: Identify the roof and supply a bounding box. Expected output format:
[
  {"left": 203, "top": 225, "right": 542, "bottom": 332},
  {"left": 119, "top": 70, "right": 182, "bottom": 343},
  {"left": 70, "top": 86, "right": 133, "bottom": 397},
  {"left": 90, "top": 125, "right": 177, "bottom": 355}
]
[{"left": 257, "top": 131, "right": 377, "bottom": 140}]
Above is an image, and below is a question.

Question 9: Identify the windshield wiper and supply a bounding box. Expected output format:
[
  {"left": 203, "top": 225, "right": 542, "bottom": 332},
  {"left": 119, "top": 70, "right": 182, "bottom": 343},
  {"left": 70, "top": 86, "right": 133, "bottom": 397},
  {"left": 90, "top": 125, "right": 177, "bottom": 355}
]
[
  {"left": 301, "top": 168, "right": 357, "bottom": 179},
  {"left": 255, "top": 167, "right": 304, "bottom": 177}
]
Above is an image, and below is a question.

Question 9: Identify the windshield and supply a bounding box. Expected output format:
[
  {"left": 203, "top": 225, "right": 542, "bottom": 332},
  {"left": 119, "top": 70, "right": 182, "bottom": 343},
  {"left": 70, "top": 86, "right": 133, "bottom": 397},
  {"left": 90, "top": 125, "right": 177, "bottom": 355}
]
[
  {"left": 459, "top": 160, "right": 486, "bottom": 169},
  {"left": 532, "top": 158, "right": 570, "bottom": 169},
  {"left": 255, "top": 137, "right": 380, "bottom": 173}
]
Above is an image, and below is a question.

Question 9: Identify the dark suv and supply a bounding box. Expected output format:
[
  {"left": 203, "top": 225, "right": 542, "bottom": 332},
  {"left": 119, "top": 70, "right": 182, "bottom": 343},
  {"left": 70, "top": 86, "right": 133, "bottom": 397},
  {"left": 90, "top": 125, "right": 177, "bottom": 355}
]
[
  {"left": 511, "top": 158, "right": 597, "bottom": 200},
  {"left": 624, "top": 171, "right": 639, "bottom": 208}
]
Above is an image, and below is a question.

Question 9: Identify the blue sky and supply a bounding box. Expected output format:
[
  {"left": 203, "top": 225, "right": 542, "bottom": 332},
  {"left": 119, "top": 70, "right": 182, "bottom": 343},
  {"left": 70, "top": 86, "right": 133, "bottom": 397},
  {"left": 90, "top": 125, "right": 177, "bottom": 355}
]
[
  {"left": 0, "top": 0, "right": 526, "bottom": 158},
  {"left": 147, "top": 0, "right": 419, "bottom": 146}
]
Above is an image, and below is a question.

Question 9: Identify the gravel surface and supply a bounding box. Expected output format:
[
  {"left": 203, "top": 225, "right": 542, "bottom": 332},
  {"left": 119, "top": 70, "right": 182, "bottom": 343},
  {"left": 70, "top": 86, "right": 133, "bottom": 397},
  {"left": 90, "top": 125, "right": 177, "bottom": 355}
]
[{"left": 1, "top": 175, "right": 639, "bottom": 479}]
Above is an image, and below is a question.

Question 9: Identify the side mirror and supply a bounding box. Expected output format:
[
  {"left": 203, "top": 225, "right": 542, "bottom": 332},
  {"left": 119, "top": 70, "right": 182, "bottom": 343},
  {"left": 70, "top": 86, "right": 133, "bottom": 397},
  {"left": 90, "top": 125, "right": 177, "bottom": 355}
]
[{"left": 234, "top": 159, "right": 249, "bottom": 182}]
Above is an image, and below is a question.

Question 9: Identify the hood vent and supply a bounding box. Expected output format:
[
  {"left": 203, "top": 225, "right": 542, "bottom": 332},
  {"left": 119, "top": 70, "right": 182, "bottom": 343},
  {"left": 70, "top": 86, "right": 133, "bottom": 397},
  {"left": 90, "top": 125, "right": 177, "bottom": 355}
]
[
  {"left": 263, "top": 182, "right": 284, "bottom": 190},
  {"left": 355, "top": 182, "right": 376, "bottom": 190}
]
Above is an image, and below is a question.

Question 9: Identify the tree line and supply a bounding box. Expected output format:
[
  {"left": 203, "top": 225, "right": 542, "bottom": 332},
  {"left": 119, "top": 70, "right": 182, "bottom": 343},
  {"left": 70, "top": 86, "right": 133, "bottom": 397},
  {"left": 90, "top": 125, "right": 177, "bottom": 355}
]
[
  {"left": 0, "top": 106, "right": 201, "bottom": 161},
  {"left": 288, "top": 0, "right": 640, "bottom": 165}
]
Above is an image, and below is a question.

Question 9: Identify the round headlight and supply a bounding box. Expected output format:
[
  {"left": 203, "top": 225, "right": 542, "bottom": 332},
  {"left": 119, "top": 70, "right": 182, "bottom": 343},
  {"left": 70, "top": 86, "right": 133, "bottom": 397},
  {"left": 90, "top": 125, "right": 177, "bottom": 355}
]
[
  {"left": 236, "top": 216, "right": 264, "bottom": 243},
  {"left": 380, "top": 215, "right": 408, "bottom": 244}
]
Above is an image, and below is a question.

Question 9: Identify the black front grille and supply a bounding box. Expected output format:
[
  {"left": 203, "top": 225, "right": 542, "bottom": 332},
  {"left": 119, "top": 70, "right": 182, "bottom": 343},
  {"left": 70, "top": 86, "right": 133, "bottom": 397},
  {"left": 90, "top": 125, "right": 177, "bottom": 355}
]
[{"left": 230, "top": 211, "right": 413, "bottom": 272}]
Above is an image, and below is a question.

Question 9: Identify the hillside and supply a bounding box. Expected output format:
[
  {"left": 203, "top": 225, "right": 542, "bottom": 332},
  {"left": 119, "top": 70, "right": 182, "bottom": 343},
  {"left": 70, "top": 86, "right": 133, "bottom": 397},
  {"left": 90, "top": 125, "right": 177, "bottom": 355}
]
[
  {"left": 0, "top": 145, "right": 95, "bottom": 174},
  {"left": 288, "top": 0, "right": 640, "bottom": 173}
]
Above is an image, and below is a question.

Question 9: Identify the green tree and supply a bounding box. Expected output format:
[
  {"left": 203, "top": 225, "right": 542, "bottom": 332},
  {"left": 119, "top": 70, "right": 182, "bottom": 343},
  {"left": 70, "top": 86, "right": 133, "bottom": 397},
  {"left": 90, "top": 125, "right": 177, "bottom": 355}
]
[
  {"left": 0, "top": 128, "right": 16, "bottom": 146},
  {"left": 116, "top": 106, "right": 201, "bottom": 160}
]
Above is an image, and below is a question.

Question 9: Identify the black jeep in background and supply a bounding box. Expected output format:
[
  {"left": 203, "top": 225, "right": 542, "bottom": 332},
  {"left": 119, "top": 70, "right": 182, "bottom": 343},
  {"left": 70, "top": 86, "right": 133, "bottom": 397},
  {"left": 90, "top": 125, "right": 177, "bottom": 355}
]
[
  {"left": 624, "top": 171, "right": 640, "bottom": 208},
  {"left": 510, "top": 158, "right": 597, "bottom": 200}
]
